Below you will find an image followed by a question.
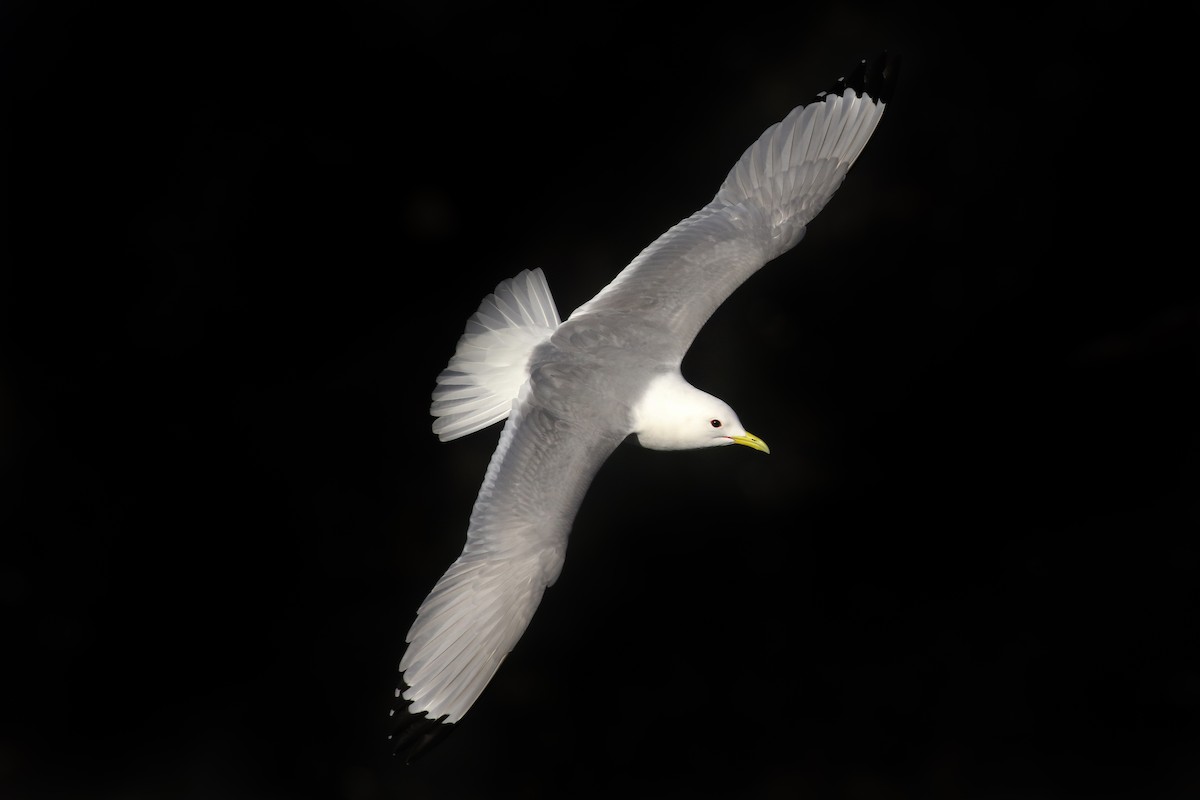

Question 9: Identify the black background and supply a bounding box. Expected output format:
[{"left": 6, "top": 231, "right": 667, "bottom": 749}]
[{"left": 2, "top": 2, "right": 1197, "bottom": 798}]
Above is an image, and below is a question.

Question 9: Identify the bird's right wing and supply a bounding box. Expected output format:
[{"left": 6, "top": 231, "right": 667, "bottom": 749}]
[
  {"left": 393, "top": 382, "right": 624, "bottom": 762},
  {"left": 569, "top": 54, "right": 897, "bottom": 362}
]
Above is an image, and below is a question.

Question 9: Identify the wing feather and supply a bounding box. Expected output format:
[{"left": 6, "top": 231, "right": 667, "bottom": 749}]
[
  {"left": 569, "top": 54, "right": 896, "bottom": 359},
  {"left": 399, "top": 386, "right": 623, "bottom": 725}
]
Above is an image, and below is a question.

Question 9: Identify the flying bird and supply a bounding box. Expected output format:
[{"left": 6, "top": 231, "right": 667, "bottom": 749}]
[{"left": 392, "top": 53, "right": 898, "bottom": 762}]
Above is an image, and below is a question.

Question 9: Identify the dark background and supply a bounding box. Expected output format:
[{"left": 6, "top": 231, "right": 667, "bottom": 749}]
[{"left": 2, "top": 2, "right": 1197, "bottom": 798}]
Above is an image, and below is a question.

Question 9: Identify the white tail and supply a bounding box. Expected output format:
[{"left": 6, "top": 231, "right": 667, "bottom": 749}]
[{"left": 430, "top": 268, "right": 561, "bottom": 441}]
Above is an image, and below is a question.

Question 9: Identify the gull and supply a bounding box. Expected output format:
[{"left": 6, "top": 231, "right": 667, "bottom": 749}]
[{"left": 391, "top": 53, "right": 898, "bottom": 762}]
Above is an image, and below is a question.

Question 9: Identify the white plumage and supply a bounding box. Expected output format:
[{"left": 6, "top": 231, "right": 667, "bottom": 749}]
[{"left": 431, "top": 269, "right": 561, "bottom": 441}]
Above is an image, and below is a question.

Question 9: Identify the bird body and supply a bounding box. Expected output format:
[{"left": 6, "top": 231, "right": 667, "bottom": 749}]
[{"left": 393, "top": 54, "right": 898, "bottom": 761}]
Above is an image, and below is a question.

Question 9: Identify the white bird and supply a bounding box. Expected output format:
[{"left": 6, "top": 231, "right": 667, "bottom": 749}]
[{"left": 392, "top": 54, "right": 898, "bottom": 761}]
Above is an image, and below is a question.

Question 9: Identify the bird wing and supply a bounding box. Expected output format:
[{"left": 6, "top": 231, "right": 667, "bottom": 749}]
[
  {"left": 394, "top": 381, "right": 624, "bottom": 761},
  {"left": 569, "top": 54, "right": 897, "bottom": 362}
]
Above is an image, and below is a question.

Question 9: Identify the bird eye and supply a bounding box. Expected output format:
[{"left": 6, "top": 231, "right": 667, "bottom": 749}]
[{"left": 710, "top": 419, "right": 722, "bottom": 428}]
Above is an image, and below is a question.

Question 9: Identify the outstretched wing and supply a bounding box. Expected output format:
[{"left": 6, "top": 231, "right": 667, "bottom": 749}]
[
  {"left": 569, "top": 54, "right": 897, "bottom": 362},
  {"left": 393, "top": 383, "right": 624, "bottom": 762}
]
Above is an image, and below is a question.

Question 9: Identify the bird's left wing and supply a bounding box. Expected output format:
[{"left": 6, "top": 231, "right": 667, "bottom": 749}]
[
  {"left": 570, "top": 54, "right": 897, "bottom": 362},
  {"left": 392, "top": 382, "right": 625, "bottom": 762}
]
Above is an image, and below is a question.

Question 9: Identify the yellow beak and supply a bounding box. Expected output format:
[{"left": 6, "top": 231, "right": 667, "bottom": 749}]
[{"left": 729, "top": 431, "right": 770, "bottom": 454}]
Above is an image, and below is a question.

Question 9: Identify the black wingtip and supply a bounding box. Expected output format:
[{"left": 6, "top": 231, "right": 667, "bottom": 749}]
[
  {"left": 822, "top": 52, "right": 901, "bottom": 105},
  {"left": 390, "top": 683, "right": 455, "bottom": 764}
]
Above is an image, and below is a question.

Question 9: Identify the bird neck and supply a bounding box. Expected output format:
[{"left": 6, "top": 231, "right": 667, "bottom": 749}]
[{"left": 630, "top": 372, "right": 713, "bottom": 451}]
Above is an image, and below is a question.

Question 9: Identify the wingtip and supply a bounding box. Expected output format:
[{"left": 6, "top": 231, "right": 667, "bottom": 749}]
[
  {"left": 390, "top": 708, "right": 455, "bottom": 764},
  {"left": 824, "top": 52, "right": 901, "bottom": 105},
  {"left": 390, "top": 681, "right": 456, "bottom": 764}
]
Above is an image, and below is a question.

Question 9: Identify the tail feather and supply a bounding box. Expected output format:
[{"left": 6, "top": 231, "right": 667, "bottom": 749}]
[{"left": 431, "top": 268, "right": 561, "bottom": 441}]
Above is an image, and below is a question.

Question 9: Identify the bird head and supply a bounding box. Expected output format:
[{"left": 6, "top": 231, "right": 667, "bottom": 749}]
[{"left": 631, "top": 373, "right": 770, "bottom": 453}]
